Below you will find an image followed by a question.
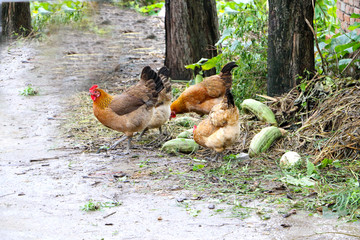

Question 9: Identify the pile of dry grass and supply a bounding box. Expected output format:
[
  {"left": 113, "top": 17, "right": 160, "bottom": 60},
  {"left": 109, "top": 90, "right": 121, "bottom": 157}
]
[
  {"left": 248, "top": 76, "right": 360, "bottom": 163},
  {"left": 290, "top": 86, "right": 360, "bottom": 163}
]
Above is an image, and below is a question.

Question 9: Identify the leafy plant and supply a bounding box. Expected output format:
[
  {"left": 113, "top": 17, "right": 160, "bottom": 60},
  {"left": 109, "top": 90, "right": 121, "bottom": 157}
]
[
  {"left": 137, "top": 2, "right": 164, "bottom": 15},
  {"left": 20, "top": 85, "right": 39, "bottom": 96},
  {"left": 315, "top": 0, "right": 339, "bottom": 41},
  {"left": 138, "top": 159, "right": 150, "bottom": 168},
  {"left": 115, "top": 0, "right": 164, "bottom": 15},
  {"left": 192, "top": 164, "right": 205, "bottom": 171},
  {"left": 328, "top": 185, "right": 360, "bottom": 220},
  {"left": 185, "top": 0, "right": 268, "bottom": 105},
  {"left": 315, "top": 0, "right": 360, "bottom": 75},
  {"left": 185, "top": 56, "right": 222, "bottom": 77},
  {"left": 177, "top": 201, "right": 201, "bottom": 217},
  {"left": 30, "top": 1, "right": 87, "bottom": 35},
  {"left": 317, "top": 29, "right": 360, "bottom": 75},
  {"left": 231, "top": 199, "right": 254, "bottom": 219},
  {"left": 218, "top": 0, "right": 268, "bottom": 103},
  {"left": 81, "top": 199, "right": 103, "bottom": 211},
  {"left": 281, "top": 175, "right": 316, "bottom": 187},
  {"left": 81, "top": 199, "right": 121, "bottom": 212}
]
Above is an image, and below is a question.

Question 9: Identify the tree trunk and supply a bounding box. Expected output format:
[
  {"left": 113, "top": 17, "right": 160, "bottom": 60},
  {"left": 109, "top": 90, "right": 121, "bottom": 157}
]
[
  {"left": 267, "top": 0, "right": 315, "bottom": 96},
  {"left": 2, "top": 2, "right": 32, "bottom": 37},
  {"left": 165, "top": 0, "right": 219, "bottom": 80}
]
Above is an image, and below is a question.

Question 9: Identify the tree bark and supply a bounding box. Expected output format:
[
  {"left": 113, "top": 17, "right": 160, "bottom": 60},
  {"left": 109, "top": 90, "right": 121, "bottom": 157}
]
[
  {"left": 2, "top": 2, "right": 32, "bottom": 37},
  {"left": 267, "top": 0, "right": 315, "bottom": 96},
  {"left": 165, "top": 0, "right": 219, "bottom": 80}
]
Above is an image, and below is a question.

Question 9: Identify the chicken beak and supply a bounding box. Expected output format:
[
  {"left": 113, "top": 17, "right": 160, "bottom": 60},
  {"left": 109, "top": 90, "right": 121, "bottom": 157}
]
[{"left": 169, "top": 111, "right": 176, "bottom": 120}]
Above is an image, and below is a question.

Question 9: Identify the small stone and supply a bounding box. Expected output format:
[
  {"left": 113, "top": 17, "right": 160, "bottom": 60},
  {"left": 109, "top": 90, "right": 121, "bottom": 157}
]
[
  {"left": 236, "top": 152, "right": 250, "bottom": 161},
  {"left": 146, "top": 34, "right": 157, "bottom": 40},
  {"left": 176, "top": 197, "right": 187, "bottom": 202},
  {"left": 208, "top": 204, "right": 215, "bottom": 209},
  {"left": 113, "top": 173, "right": 126, "bottom": 178},
  {"left": 101, "top": 19, "right": 111, "bottom": 25},
  {"left": 261, "top": 214, "right": 271, "bottom": 220},
  {"left": 170, "top": 185, "right": 182, "bottom": 191},
  {"left": 114, "top": 64, "right": 121, "bottom": 72},
  {"left": 283, "top": 209, "right": 297, "bottom": 218},
  {"left": 283, "top": 213, "right": 292, "bottom": 218},
  {"left": 281, "top": 223, "right": 291, "bottom": 228},
  {"left": 289, "top": 209, "right": 297, "bottom": 215},
  {"left": 190, "top": 196, "right": 202, "bottom": 200},
  {"left": 157, "top": 216, "right": 163, "bottom": 221}
]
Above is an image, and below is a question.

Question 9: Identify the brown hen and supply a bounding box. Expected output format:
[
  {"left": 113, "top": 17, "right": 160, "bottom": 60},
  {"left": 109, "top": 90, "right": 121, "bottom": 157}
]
[
  {"left": 89, "top": 66, "right": 163, "bottom": 152},
  {"left": 170, "top": 62, "right": 238, "bottom": 117},
  {"left": 193, "top": 89, "right": 240, "bottom": 160}
]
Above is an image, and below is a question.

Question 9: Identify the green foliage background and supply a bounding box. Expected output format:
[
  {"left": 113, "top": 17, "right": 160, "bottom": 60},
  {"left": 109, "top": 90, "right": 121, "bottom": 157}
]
[
  {"left": 185, "top": 0, "right": 359, "bottom": 103},
  {"left": 216, "top": 0, "right": 268, "bottom": 105},
  {"left": 30, "top": 0, "right": 86, "bottom": 34}
]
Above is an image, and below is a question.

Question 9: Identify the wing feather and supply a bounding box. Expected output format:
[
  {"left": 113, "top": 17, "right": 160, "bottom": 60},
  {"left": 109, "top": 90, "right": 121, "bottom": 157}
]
[{"left": 109, "top": 93, "right": 145, "bottom": 116}]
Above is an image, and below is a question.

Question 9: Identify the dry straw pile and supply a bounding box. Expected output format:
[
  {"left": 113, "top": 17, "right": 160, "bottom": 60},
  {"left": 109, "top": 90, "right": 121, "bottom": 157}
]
[{"left": 270, "top": 77, "right": 359, "bottom": 163}]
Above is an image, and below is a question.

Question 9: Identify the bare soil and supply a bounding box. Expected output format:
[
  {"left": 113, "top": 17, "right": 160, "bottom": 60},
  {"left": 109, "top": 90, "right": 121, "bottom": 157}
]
[{"left": 1, "top": 3, "right": 359, "bottom": 240}]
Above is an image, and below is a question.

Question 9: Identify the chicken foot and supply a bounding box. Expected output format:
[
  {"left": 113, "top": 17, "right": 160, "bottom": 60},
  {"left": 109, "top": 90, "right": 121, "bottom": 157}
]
[
  {"left": 137, "top": 128, "right": 149, "bottom": 140},
  {"left": 159, "top": 126, "right": 170, "bottom": 136},
  {"left": 214, "top": 153, "right": 223, "bottom": 161},
  {"left": 206, "top": 152, "right": 223, "bottom": 162},
  {"left": 109, "top": 136, "right": 128, "bottom": 150},
  {"left": 138, "top": 126, "right": 167, "bottom": 140}
]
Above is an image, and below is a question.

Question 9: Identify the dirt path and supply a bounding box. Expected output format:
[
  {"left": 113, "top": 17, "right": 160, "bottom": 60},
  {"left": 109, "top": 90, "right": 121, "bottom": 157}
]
[{"left": 0, "top": 3, "right": 359, "bottom": 240}]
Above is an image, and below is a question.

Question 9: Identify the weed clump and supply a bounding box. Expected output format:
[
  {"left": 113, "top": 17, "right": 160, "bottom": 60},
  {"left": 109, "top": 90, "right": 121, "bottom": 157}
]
[{"left": 19, "top": 84, "right": 39, "bottom": 96}]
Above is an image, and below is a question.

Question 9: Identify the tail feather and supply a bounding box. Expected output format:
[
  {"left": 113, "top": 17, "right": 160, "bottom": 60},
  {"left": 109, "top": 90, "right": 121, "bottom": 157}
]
[
  {"left": 154, "top": 74, "right": 164, "bottom": 94},
  {"left": 225, "top": 89, "right": 235, "bottom": 107},
  {"left": 158, "top": 66, "right": 171, "bottom": 93},
  {"left": 141, "top": 66, "right": 164, "bottom": 94},
  {"left": 158, "top": 66, "right": 170, "bottom": 78},
  {"left": 221, "top": 62, "right": 238, "bottom": 74},
  {"left": 141, "top": 66, "right": 157, "bottom": 80},
  {"left": 220, "top": 62, "right": 237, "bottom": 89}
]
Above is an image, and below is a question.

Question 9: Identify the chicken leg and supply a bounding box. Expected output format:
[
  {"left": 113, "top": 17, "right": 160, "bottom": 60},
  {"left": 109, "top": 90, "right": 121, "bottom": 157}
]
[{"left": 109, "top": 136, "right": 127, "bottom": 150}]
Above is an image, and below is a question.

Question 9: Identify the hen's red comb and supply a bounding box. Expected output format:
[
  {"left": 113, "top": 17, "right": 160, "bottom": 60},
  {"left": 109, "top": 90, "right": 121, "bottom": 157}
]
[{"left": 89, "top": 85, "right": 98, "bottom": 91}]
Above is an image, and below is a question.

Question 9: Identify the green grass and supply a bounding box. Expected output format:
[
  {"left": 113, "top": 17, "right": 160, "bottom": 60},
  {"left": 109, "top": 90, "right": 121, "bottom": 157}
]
[
  {"left": 19, "top": 85, "right": 39, "bottom": 96},
  {"left": 167, "top": 153, "right": 360, "bottom": 221},
  {"left": 81, "top": 199, "right": 122, "bottom": 212}
]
